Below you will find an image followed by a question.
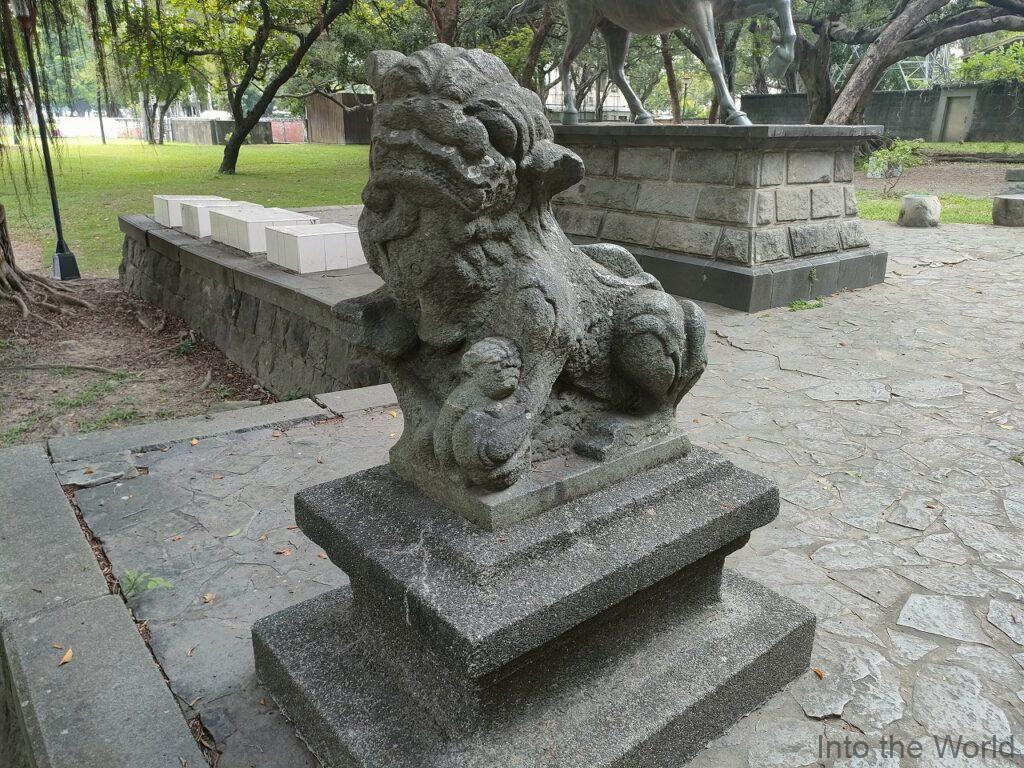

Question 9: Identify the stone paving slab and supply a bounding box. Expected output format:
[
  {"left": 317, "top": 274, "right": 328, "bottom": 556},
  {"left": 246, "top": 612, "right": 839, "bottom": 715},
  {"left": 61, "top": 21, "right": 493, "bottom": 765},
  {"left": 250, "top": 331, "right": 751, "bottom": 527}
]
[
  {"left": 25, "top": 220, "right": 1024, "bottom": 766},
  {"left": 313, "top": 383, "right": 397, "bottom": 415},
  {"left": 48, "top": 397, "right": 327, "bottom": 462}
]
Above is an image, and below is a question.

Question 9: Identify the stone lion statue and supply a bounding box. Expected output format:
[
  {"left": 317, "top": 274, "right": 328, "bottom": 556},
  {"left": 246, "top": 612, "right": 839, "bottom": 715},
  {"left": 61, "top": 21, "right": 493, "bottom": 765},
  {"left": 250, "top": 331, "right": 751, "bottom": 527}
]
[{"left": 335, "top": 44, "right": 707, "bottom": 494}]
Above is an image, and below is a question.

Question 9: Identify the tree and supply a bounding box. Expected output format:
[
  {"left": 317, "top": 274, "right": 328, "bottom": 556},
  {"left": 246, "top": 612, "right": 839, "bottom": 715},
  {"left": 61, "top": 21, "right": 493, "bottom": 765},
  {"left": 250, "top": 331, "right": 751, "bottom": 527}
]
[
  {"left": 659, "top": 34, "right": 682, "bottom": 122},
  {"left": 793, "top": 0, "right": 1024, "bottom": 124},
  {"left": 958, "top": 38, "right": 1024, "bottom": 81},
  {"left": 194, "top": 0, "right": 357, "bottom": 173},
  {"left": 1, "top": 0, "right": 93, "bottom": 315},
  {"left": 112, "top": 0, "right": 202, "bottom": 143},
  {"left": 413, "top": 0, "right": 458, "bottom": 44}
]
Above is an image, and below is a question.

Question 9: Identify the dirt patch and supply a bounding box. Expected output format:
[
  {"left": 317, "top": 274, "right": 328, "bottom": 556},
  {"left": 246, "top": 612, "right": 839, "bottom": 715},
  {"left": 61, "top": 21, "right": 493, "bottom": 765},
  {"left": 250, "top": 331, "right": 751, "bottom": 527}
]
[
  {"left": 1, "top": 256, "right": 275, "bottom": 448},
  {"left": 856, "top": 161, "right": 1010, "bottom": 198}
]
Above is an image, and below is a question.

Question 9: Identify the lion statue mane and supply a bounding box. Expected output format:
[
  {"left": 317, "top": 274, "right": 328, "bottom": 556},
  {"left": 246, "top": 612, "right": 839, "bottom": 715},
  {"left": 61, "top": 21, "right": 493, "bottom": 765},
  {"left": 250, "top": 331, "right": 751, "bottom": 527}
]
[{"left": 335, "top": 44, "right": 707, "bottom": 495}]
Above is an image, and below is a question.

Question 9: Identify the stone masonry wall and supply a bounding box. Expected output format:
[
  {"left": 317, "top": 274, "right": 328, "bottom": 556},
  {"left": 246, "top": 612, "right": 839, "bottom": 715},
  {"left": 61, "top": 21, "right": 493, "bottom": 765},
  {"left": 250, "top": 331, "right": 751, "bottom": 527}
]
[
  {"left": 119, "top": 216, "right": 382, "bottom": 398},
  {"left": 553, "top": 143, "right": 871, "bottom": 267}
]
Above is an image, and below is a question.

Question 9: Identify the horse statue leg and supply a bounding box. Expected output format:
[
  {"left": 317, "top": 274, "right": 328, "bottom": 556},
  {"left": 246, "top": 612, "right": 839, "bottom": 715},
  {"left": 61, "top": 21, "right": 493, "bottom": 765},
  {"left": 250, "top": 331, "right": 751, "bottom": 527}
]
[
  {"left": 559, "top": 3, "right": 601, "bottom": 125},
  {"left": 598, "top": 20, "right": 654, "bottom": 125},
  {"left": 690, "top": 1, "right": 751, "bottom": 126},
  {"left": 767, "top": 0, "right": 797, "bottom": 79}
]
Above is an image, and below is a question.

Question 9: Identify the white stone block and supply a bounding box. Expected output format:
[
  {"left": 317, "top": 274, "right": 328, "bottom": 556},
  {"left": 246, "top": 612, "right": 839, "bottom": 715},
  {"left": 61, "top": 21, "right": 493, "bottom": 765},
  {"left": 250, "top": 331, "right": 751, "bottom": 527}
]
[
  {"left": 209, "top": 208, "right": 319, "bottom": 254},
  {"left": 153, "top": 195, "right": 228, "bottom": 227},
  {"left": 181, "top": 201, "right": 264, "bottom": 238},
  {"left": 266, "top": 224, "right": 364, "bottom": 274}
]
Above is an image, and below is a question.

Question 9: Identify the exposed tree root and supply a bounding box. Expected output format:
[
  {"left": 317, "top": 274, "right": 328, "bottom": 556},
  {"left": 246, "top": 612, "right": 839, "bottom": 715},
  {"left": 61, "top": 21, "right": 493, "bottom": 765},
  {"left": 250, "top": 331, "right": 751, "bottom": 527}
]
[{"left": 0, "top": 203, "right": 94, "bottom": 318}]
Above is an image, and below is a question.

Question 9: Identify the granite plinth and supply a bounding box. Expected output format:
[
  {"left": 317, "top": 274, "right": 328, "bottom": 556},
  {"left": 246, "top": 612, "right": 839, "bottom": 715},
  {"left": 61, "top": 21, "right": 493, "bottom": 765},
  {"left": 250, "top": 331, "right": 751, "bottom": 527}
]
[
  {"left": 292, "top": 446, "right": 778, "bottom": 681},
  {"left": 255, "top": 443, "right": 813, "bottom": 766},
  {"left": 552, "top": 124, "right": 887, "bottom": 311},
  {"left": 253, "top": 572, "right": 814, "bottom": 768}
]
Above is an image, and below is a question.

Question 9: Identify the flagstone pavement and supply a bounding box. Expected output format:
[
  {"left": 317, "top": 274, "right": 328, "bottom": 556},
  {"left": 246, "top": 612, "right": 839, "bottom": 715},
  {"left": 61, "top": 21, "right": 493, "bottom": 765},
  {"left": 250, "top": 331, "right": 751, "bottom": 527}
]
[{"left": 63, "top": 221, "right": 1024, "bottom": 767}]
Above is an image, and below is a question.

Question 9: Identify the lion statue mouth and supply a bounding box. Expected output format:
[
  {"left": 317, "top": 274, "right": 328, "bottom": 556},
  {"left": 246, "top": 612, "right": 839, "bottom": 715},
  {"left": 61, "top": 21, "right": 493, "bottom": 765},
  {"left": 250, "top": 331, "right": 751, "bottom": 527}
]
[{"left": 333, "top": 44, "right": 707, "bottom": 504}]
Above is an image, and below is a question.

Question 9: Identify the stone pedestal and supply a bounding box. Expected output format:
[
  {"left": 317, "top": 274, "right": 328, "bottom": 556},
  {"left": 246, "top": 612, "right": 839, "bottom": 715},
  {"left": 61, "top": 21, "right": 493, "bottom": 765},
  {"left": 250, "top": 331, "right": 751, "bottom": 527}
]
[
  {"left": 993, "top": 194, "right": 1024, "bottom": 227},
  {"left": 552, "top": 124, "right": 887, "bottom": 312},
  {"left": 253, "top": 445, "right": 815, "bottom": 767}
]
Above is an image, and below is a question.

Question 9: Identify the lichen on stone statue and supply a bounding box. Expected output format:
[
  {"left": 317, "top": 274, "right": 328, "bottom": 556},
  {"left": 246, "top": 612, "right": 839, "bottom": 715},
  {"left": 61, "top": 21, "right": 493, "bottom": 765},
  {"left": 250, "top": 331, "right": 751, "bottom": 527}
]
[{"left": 335, "top": 44, "right": 707, "bottom": 498}]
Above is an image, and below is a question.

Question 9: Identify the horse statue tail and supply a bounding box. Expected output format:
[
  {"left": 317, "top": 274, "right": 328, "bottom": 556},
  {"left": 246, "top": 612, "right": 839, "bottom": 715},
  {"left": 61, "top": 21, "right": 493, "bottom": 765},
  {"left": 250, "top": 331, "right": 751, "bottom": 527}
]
[{"left": 505, "top": 0, "right": 552, "bottom": 23}]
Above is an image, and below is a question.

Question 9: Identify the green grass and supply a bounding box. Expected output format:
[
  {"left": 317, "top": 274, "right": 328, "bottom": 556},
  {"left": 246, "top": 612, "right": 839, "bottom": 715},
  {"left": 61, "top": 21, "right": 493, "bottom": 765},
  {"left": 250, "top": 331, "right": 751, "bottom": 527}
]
[
  {"left": 2, "top": 138, "right": 371, "bottom": 276},
  {"left": 920, "top": 141, "right": 1024, "bottom": 156},
  {"left": 79, "top": 406, "right": 141, "bottom": 432},
  {"left": 857, "top": 190, "right": 994, "bottom": 225},
  {"left": 788, "top": 298, "right": 825, "bottom": 312}
]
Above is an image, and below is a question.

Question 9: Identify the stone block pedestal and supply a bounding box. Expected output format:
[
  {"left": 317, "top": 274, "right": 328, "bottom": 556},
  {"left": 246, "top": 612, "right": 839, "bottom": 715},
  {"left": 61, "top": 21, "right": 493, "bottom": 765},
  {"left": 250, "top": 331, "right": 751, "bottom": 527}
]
[
  {"left": 552, "top": 124, "right": 887, "bottom": 312},
  {"left": 253, "top": 445, "right": 815, "bottom": 767}
]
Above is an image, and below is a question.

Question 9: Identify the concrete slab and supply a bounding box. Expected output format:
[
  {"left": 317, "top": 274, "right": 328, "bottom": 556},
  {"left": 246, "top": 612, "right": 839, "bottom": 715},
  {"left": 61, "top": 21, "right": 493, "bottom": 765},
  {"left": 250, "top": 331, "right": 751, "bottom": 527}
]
[
  {"left": 2, "top": 595, "right": 206, "bottom": 767},
  {"left": 253, "top": 573, "right": 814, "bottom": 768},
  {"left": 48, "top": 398, "right": 327, "bottom": 462},
  {"left": 0, "top": 444, "right": 108, "bottom": 623}
]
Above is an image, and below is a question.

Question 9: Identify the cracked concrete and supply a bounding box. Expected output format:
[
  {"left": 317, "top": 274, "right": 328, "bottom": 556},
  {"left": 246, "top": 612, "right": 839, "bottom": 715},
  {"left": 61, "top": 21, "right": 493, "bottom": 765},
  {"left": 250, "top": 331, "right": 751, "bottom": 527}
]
[{"left": 59, "top": 221, "right": 1024, "bottom": 767}]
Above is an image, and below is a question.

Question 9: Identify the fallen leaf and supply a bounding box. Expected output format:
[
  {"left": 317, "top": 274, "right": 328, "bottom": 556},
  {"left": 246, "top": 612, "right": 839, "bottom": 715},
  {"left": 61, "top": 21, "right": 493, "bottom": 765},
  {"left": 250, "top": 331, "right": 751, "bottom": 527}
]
[
  {"left": 202, "top": 593, "right": 215, "bottom": 604},
  {"left": 389, "top": 410, "right": 398, "bottom": 418},
  {"left": 286, "top": 525, "right": 299, "bottom": 531},
  {"left": 58, "top": 648, "right": 73, "bottom": 666},
  {"left": 212, "top": 474, "right": 224, "bottom": 480},
  {"left": 317, "top": 552, "right": 328, "bottom": 560},
  {"left": 316, "top": 456, "right": 324, "bottom": 464},
  {"left": 227, "top": 528, "right": 242, "bottom": 538},
  {"left": 812, "top": 667, "right": 825, "bottom": 680},
  {"left": 186, "top": 644, "right": 198, "bottom": 658},
  {"left": 258, "top": 533, "right": 269, "bottom": 542},
  {"left": 83, "top": 468, "right": 94, "bottom": 475},
  {"left": 171, "top": 535, "right": 183, "bottom": 542},
  {"left": 272, "top": 430, "right": 284, "bottom": 438},
  {"left": 51, "top": 643, "right": 64, "bottom": 650},
  {"left": 1000, "top": 424, "right": 1015, "bottom": 430},
  {"left": 190, "top": 438, "right": 199, "bottom": 446},
  {"left": 274, "top": 547, "right": 293, "bottom": 557}
]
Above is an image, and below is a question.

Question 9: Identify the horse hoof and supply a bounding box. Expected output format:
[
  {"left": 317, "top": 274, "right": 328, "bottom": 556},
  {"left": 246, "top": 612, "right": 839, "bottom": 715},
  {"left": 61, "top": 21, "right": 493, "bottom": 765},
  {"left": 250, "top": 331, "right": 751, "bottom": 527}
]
[
  {"left": 634, "top": 114, "right": 654, "bottom": 126},
  {"left": 725, "top": 112, "right": 753, "bottom": 127}
]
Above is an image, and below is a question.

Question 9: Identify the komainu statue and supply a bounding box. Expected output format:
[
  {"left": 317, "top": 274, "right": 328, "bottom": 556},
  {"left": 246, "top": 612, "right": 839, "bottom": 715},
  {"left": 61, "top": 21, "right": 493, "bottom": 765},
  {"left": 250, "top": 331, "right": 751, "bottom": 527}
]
[
  {"left": 335, "top": 44, "right": 707, "bottom": 499},
  {"left": 508, "top": 0, "right": 797, "bottom": 126}
]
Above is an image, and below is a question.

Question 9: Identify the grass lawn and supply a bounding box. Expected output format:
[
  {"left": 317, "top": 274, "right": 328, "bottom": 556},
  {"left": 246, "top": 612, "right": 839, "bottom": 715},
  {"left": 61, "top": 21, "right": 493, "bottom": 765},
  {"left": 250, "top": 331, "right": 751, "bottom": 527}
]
[
  {"left": 2, "top": 138, "right": 371, "bottom": 276},
  {"left": 857, "top": 190, "right": 994, "bottom": 225},
  {"left": 920, "top": 140, "right": 1024, "bottom": 156}
]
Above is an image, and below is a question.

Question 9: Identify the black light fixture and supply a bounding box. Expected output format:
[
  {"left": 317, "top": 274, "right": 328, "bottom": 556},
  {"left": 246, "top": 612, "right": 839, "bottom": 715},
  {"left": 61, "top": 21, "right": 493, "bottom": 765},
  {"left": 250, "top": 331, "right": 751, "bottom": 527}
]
[{"left": 15, "top": 0, "right": 80, "bottom": 280}]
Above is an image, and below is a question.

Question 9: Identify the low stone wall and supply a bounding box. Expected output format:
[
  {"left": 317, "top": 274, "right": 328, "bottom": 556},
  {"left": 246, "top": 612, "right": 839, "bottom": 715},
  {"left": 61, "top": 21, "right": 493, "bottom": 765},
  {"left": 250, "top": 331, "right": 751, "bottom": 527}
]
[
  {"left": 119, "top": 208, "right": 383, "bottom": 398},
  {"left": 742, "top": 84, "right": 1024, "bottom": 143}
]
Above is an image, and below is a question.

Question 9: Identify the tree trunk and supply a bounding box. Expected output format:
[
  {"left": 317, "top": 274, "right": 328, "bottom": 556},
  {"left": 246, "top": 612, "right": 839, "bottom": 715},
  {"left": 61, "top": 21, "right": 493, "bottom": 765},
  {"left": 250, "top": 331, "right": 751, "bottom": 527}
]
[
  {"left": 660, "top": 35, "right": 682, "bottom": 123},
  {"left": 417, "top": 0, "right": 459, "bottom": 44},
  {"left": 520, "top": 8, "right": 555, "bottom": 89},
  {"left": 826, "top": 0, "right": 946, "bottom": 124},
  {"left": 219, "top": 123, "right": 249, "bottom": 174},
  {"left": 796, "top": 30, "right": 835, "bottom": 124},
  {"left": 0, "top": 204, "right": 91, "bottom": 317}
]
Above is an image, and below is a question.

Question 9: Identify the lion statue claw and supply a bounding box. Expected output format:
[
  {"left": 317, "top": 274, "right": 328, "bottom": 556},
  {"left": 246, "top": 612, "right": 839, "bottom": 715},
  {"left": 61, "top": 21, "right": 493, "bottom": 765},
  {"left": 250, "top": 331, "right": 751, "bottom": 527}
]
[{"left": 334, "top": 44, "right": 707, "bottom": 497}]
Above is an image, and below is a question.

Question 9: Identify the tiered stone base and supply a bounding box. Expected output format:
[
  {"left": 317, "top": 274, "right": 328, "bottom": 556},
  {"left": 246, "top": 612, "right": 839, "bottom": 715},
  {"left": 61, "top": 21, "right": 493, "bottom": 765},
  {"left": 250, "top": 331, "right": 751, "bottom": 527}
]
[
  {"left": 552, "top": 124, "right": 888, "bottom": 311},
  {"left": 254, "top": 573, "right": 813, "bottom": 768},
  {"left": 253, "top": 445, "right": 814, "bottom": 767}
]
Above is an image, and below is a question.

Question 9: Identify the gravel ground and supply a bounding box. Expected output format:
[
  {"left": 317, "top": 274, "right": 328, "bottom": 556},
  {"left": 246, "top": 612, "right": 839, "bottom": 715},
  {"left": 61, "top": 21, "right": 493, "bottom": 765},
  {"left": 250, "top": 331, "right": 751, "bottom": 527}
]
[{"left": 856, "top": 161, "right": 1013, "bottom": 198}]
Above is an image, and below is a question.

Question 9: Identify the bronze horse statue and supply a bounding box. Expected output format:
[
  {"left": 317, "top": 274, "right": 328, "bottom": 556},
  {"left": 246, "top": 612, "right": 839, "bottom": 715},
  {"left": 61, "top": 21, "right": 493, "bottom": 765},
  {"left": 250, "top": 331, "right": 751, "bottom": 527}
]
[{"left": 508, "top": 0, "right": 796, "bottom": 126}]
